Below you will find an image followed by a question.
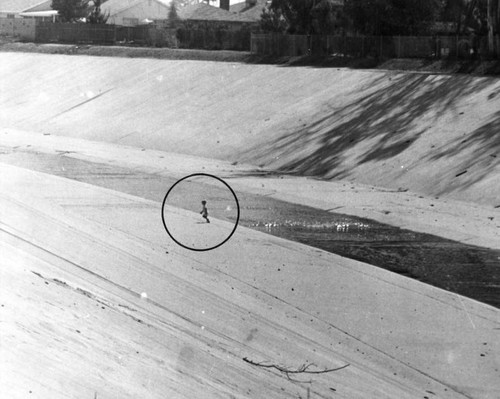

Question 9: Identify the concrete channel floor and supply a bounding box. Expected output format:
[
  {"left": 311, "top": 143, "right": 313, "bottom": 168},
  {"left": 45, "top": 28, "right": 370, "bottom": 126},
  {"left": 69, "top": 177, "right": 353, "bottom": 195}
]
[
  {"left": 2, "top": 128, "right": 499, "bottom": 250},
  {"left": 1, "top": 144, "right": 499, "bottom": 398}
]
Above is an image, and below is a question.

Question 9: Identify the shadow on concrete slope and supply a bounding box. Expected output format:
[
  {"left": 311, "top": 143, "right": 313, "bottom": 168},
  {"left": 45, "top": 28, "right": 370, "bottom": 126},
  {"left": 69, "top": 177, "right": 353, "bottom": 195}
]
[
  {"left": 1, "top": 52, "right": 499, "bottom": 204},
  {"left": 428, "top": 110, "right": 500, "bottom": 193},
  {"left": 243, "top": 73, "right": 496, "bottom": 184}
]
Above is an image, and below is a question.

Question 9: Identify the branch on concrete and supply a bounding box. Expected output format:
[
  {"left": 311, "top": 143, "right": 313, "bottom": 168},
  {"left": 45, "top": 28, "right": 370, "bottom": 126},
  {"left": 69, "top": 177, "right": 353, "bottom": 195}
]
[{"left": 242, "top": 357, "right": 350, "bottom": 383}]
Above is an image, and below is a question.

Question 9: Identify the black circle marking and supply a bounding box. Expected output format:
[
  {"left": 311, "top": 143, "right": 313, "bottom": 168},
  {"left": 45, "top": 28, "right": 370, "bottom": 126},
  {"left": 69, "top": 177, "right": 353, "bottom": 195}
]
[{"left": 161, "top": 173, "right": 240, "bottom": 251}]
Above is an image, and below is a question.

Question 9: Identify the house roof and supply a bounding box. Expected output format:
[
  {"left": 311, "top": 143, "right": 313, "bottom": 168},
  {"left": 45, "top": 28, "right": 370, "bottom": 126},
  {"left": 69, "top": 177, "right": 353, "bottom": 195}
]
[
  {"left": 229, "top": 0, "right": 268, "bottom": 22},
  {"left": 229, "top": 0, "right": 343, "bottom": 23},
  {"left": 178, "top": 3, "right": 250, "bottom": 22},
  {"left": 19, "top": 10, "right": 57, "bottom": 17},
  {"left": 22, "top": 0, "right": 52, "bottom": 13},
  {"left": 101, "top": 0, "right": 171, "bottom": 17},
  {"left": 0, "top": 0, "right": 51, "bottom": 13},
  {"left": 230, "top": 1, "right": 267, "bottom": 14}
]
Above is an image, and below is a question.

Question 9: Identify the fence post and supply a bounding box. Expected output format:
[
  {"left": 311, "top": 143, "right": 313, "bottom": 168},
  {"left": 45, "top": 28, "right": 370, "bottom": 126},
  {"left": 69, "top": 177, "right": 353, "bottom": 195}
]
[
  {"left": 456, "top": 35, "right": 459, "bottom": 58},
  {"left": 397, "top": 35, "right": 401, "bottom": 58},
  {"left": 379, "top": 36, "right": 383, "bottom": 58}
]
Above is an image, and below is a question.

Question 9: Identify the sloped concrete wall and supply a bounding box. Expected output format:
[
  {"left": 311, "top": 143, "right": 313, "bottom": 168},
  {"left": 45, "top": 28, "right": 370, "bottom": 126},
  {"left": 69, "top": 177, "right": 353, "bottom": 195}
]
[{"left": 0, "top": 52, "right": 499, "bottom": 206}]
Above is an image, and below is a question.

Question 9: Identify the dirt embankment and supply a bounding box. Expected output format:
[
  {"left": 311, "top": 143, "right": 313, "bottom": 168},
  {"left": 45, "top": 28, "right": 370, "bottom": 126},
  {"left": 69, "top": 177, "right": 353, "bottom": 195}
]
[
  {"left": 0, "top": 39, "right": 252, "bottom": 62},
  {"left": 3, "top": 40, "right": 500, "bottom": 74}
]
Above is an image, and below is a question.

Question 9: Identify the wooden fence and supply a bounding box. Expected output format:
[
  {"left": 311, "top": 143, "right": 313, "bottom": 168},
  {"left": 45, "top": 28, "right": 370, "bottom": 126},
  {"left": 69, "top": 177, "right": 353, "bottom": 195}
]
[
  {"left": 1, "top": 19, "right": 252, "bottom": 51},
  {"left": 32, "top": 22, "right": 248, "bottom": 50},
  {"left": 35, "top": 23, "right": 115, "bottom": 44},
  {"left": 251, "top": 33, "right": 499, "bottom": 59},
  {"left": 34, "top": 22, "right": 178, "bottom": 47},
  {"left": 0, "top": 18, "right": 36, "bottom": 41},
  {"left": 177, "top": 27, "right": 251, "bottom": 51},
  {"left": 5, "top": 19, "right": 498, "bottom": 58}
]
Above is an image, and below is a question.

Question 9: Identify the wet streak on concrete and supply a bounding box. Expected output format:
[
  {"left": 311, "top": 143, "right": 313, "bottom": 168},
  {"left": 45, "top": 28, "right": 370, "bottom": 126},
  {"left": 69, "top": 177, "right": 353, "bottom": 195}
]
[{"left": 1, "top": 149, "right": 499, "bottom": 308}]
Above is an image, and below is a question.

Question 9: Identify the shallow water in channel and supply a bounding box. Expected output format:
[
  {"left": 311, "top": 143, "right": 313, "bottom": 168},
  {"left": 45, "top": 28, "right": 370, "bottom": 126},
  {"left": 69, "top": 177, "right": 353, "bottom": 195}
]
[{"left": 2, "top": 148, "right": 499, "bottom": 308}]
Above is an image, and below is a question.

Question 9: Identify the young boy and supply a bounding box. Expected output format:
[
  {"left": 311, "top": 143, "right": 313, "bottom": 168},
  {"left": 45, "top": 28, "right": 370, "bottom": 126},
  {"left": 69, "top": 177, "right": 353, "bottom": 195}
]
[{"left": 200, "top": 200, "right": 210, "bottom": 223}]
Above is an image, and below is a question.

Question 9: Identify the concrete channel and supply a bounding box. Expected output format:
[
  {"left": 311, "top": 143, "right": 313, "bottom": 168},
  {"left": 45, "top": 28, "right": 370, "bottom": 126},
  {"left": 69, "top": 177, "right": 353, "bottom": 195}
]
[{"left": 2, "top": 148, "right": 499, "bottom": 309}]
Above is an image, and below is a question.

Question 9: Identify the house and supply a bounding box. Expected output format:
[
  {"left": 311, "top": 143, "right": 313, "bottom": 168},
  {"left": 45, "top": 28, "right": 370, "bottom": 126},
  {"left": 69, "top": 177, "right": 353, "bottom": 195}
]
[
  {"left": 18, "top": 1, "right": 56, "bottom": 21},
  {"left": 176, "top": 3, "right": 256, "bottom": 50},
  {"left": 96, "top": 0, "right": 257, "bottom": 28},
  {"left": 228, "top": 0, "right": 344, "bottom": 25},
  {"left": 101, "top": 0, "right": 173, "bottom": 26},
  {"left": 0, "top": 0, "right": 52, "bottom": 18},
  {"left": 0, "top": 0, "right": 51, "bottom": 40},
  {"left": 177, "top": 2, "right": 257, "bottom": 30},
  {"left": 229, "top": 0, "right": 268, "bottom": 23},
  {"left": 178, "top": 3, "right": 247, "bottom": 22}
]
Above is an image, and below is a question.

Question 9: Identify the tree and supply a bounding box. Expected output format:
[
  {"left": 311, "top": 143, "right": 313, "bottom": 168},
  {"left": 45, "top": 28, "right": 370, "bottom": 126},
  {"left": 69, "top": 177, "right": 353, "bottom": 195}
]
[
  {"left": 260, "top": 5, "right": 288, "bottom": 33},
  {"left": 262, "top": 0, "right": 341, "bottom": 34},
  {"left": 269, "top": 0, "right": 317, "bottom": 34},
  {"left": 441, "top": 0, "right": 487, "bottom": 35},
  {"left": 168, "top": 1, "right": 180, "bottom": 27},
  {"left": 343, "top": 0, "right": 384, "bottom": 35},
  {"left": 311, "top": 0, "right": 345, "bottom": 35},
  {"left": 51, "top": 0, "right": 90, "bottom": 22},
  {"left": 487, "top": 0, "right": 500, "bottom": 54},
  {"left": 446, "top": 0, "right": 500, "bottom": 55},
  {"left": 87, "top": 0, "right": 109, "bottom": 24},
  {"left": 344, "top": 0, "right": 441, "bottom": 35}
]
